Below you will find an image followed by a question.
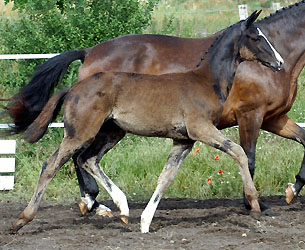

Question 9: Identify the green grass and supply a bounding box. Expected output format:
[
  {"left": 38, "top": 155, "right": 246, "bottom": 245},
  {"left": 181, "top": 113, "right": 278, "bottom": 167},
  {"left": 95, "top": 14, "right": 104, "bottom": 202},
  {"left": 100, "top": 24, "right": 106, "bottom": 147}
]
[
  {"left": 149, "top": 0, "right": 300, "bottom": 36},
  {"left": 1, "top": 102, "right": 305, "bottom": 203},
  {"left": 1, "top": 0, "right": 305, "bottom": 204}
]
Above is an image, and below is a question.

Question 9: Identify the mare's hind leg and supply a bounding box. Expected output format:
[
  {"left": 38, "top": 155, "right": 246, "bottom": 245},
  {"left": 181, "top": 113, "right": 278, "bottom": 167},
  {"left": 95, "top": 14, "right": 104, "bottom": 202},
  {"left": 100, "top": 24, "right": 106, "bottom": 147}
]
[
  {"left": 262, "top": 115, "right": 305, "bottom": 204},
  {"left": 12, "top": 137, "right": 89, "bottom": 232},
  {"left": 141, "top": 139, "right": 194, "bottom": 233},
  {"left": 186, "top": 120, "right": 260, "bottom": 216},
  {"left": 74, "top": 121, "right": 124, "bottom": 216},
  {"left": 236, "top": 110, "right": 272, "bottom": 214},
  {"left": 76, "top": 123, "right": 129, "bottom": 222}
]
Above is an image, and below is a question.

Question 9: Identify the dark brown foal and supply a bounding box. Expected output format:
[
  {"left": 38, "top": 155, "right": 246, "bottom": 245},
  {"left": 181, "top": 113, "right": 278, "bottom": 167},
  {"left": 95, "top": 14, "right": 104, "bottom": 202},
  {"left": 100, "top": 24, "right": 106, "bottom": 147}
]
[{"left": 11, "top": 11, "right": 283, "bottom": 233}]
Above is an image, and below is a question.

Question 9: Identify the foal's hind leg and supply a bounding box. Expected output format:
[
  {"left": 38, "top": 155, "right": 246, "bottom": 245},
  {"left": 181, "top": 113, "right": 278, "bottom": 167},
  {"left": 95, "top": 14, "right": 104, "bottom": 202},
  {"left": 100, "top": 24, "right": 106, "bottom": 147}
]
[
  {"left": 12, "top": 137, "right": 87, "bottom": 232},
  {"left": 76, "top": 123, "right": 129, "bottom": 222},
  {"left": 74, "top": 121, "right": 125, "bottom": 216},
  {"left": 141, "top": 139, "right": 194, "bottom": 233},
  {"left": 262, "top": 115, "right": 305, "bottom": 204},
  {"left": 186, "top": 120, "right": 260, "bottom": 216}
]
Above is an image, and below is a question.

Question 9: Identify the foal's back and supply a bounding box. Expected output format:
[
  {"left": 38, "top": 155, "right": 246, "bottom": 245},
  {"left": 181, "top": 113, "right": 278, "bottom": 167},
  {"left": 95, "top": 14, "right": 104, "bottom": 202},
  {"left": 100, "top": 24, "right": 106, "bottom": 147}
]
[{"left": 66, "top": 70, "right": 220, "bottom": 139}]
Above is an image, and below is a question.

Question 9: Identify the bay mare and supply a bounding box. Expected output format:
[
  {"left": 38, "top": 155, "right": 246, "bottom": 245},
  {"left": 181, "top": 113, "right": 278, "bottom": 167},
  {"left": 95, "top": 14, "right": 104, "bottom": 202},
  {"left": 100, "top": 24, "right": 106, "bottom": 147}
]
[{"left": 10, "top": 12, "right": 283, "bottom": 233}]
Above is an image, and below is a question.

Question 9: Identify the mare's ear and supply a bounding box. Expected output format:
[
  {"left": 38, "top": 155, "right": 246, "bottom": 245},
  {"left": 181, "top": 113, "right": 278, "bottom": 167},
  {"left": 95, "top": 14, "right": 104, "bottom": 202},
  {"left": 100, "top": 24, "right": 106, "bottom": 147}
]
[{"left": 241, "top": 9, "right": 262, "bottom": 31}]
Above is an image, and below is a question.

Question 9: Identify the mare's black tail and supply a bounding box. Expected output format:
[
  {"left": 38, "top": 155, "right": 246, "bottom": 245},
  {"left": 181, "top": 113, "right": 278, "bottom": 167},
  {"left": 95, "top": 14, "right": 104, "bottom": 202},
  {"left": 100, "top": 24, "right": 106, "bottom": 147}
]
[{"left": 0, "top": 49, "right": 86, "bottom": 134}]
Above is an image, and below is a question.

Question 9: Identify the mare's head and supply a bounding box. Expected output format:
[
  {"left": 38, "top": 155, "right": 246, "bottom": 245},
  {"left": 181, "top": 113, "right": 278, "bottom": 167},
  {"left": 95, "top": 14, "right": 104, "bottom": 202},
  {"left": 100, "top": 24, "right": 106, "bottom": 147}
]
[{"left": 237, "top": 10, "right": 284, "bottom": 71}]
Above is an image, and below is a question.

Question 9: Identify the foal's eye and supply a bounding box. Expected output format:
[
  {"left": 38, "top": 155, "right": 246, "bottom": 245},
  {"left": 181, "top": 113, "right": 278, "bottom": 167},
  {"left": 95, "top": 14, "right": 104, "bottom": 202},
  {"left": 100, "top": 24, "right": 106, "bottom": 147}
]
[{"left": 251, "top": 37, "right": 260, "bottom": 42}]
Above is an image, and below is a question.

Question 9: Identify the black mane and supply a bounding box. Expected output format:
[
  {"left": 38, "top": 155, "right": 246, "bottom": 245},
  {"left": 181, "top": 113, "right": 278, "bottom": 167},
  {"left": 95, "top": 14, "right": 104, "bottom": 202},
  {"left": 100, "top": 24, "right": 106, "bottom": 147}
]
[
  {"left": 196, "top": 0, "right": 305, "bottom": 68},
  {"left": 195, "top": 20, "right": 243, "bottom": 67},
  {"left": 258, "top": 0, "right": 305, "bottom": 25}
]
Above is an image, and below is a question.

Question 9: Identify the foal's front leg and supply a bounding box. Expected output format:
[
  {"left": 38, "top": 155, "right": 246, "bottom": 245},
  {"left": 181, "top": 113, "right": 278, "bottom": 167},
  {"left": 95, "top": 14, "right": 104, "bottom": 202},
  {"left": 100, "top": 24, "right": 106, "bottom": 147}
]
[
  {"left": 186, "top": 120, "right": 261, "bottom": 217},
  {"left": 141, "top": 139, "right": 194, "bottom": 233}
]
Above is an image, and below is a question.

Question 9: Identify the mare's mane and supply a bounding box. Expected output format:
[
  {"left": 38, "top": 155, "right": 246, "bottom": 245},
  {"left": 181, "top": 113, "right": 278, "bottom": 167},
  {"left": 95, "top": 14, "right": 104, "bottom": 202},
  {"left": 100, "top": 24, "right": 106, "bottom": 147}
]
[
  {"left": 196, "top": 0, "right": 305, "bottom": 68},
  {"left": 258, "top": 0, "right": 305, "bottom": 25},
  {"left": 195, "top": 20, "right": 243, "bottom": 67}
]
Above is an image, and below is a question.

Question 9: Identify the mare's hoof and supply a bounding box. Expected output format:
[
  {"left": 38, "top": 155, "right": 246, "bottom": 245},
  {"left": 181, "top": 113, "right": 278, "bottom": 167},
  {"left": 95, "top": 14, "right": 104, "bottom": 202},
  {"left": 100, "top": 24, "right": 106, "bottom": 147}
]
[
  {"left": 78, "top": 200, "right": 89, "bottom": 216},
  {"left": 120, "top": 215, "right": 129, "bottom": 225},
  {"left": 96, "top": 210, "right": 114, "bottom": 218},
  {"left": 250, "top": 211, "right": 261, "bottom": 220},
  {"left": 285, "top": 183, "right": 295, "bottom": 204},
  {"left": 262, "top": 208, "right": 274, "bottom": 216}
]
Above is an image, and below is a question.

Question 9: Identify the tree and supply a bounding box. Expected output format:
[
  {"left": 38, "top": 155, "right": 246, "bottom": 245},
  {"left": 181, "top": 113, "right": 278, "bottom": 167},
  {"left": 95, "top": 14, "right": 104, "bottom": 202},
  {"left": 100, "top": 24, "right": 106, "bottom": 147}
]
[{"left": 0, "top": 0, "right": 159, "bottom": 87}]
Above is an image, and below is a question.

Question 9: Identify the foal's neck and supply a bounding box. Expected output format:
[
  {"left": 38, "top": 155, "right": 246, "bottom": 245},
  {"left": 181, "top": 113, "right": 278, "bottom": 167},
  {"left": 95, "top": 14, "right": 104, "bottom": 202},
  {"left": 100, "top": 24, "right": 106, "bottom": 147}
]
[{"left": 193, "top": 34, "right": 241, "bottom": 104}]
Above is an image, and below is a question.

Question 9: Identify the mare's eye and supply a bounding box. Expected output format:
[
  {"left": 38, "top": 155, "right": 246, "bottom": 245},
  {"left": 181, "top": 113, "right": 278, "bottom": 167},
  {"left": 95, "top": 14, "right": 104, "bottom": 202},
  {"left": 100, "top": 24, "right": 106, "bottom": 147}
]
[{"left": 251, "top": 37, "right": 260, "bottom": 42}]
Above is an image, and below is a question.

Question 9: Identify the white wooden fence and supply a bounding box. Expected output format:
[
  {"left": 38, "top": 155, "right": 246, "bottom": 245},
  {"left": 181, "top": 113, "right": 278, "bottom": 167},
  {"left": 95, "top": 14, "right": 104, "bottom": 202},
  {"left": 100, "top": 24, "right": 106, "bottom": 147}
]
[
  {"left": 0, "top": 2, "right": 299, "bottom": 190},
  {"left": 0, "top": 140, "right": 16, "bottom": 190}
]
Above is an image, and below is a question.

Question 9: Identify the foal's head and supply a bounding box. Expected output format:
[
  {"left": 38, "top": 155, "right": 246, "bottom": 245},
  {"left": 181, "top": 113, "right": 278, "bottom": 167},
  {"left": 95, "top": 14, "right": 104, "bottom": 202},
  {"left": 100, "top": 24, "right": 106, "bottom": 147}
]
[{"left": 237, "top": 10, "right": 284, "bottom": 71}]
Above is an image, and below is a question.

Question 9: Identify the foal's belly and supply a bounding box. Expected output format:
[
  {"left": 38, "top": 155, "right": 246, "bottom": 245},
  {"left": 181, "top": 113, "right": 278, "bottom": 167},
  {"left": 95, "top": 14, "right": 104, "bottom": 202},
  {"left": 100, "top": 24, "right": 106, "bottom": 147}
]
[{"left": 113, "top": 118, "right": 189, "bottom": 140}]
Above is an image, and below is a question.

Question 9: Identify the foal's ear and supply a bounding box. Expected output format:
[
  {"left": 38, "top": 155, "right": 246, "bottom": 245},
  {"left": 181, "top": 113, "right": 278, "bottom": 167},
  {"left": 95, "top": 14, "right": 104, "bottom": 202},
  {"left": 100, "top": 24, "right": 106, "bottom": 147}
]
[{"left": 241, "top": 10, "right": 262, "bottom": 31}]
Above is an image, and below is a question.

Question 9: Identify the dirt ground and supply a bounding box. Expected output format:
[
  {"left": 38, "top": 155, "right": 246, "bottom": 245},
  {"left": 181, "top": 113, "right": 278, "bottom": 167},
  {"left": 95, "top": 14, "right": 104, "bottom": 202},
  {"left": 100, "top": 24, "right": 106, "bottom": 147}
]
[{"left": 1, "top": 196, "right": 305, "bottom": 250}]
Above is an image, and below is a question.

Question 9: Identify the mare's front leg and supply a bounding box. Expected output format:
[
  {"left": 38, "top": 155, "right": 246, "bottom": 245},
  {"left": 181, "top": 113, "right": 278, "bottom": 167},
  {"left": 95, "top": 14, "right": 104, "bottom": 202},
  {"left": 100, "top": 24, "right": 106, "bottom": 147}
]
[
  {"left": 262, "top": 115, "right": 305, "bottom": 204},
  {"left": 236, "top": 109, "right": 272, "bottom": 214},
  {"left": 186, "top": 120, "right": 260, "bottom": 217},
  {"left": 141, "top": 139, "right": 194, "bottom": 233},
  {"left": 76, "top": 123, "right": 129, "bottom": 223},
  {"left": 12, "top": 137, "right": 83, "bottom": 232}
]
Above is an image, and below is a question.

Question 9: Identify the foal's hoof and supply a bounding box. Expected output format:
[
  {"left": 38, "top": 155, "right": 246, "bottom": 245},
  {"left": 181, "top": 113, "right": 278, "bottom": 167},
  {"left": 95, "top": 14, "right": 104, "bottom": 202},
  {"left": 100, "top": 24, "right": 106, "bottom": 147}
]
[
  {"left": 285, "top": 183, "right": 296, "bottom": 204},
  {"left": 120, "top": 215, "right": 129, "bottom": 225},
  {"left": 250, "top": 211, "right": 261, "bottom": 220},
  {"left": 11, "top": 220, "right": 24, "bottom": 233},
  {"left": 78, "top": 200, "right": 89, "bottom": 216}
]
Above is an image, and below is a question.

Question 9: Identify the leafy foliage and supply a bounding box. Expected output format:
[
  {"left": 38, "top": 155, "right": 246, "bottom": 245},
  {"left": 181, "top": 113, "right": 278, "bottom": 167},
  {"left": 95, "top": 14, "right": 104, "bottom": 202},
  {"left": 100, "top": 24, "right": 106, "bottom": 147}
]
[{"left": 0, "top": 0, "right": 158, "bottom": 88}]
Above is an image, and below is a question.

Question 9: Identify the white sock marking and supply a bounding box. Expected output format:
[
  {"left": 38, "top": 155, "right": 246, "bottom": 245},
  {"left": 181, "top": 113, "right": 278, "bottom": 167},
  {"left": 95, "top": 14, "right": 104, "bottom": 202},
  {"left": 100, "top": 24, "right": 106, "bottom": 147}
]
[{"left": 81, "top": 194, "right": 95, "bottom": 211}]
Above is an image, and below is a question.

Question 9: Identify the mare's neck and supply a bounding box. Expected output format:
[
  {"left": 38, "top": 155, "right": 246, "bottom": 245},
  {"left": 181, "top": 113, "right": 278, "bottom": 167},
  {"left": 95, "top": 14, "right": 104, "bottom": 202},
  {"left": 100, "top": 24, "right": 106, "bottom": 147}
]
[{"left": 193, "top": 36, "right": 240, "bottom": 104}]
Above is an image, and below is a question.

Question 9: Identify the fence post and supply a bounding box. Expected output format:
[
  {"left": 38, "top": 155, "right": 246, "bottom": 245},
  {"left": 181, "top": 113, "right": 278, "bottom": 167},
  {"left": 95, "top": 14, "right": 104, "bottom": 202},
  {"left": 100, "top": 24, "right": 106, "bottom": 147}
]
[
  {"left": 272, "top": 2, "right": 281, "bottom": 12},
  {"left": 238, "top": 4, "right": 248, "bottom": 20},
  {"left": 0, "top": 140, "right": 16, "bottom": 190}
]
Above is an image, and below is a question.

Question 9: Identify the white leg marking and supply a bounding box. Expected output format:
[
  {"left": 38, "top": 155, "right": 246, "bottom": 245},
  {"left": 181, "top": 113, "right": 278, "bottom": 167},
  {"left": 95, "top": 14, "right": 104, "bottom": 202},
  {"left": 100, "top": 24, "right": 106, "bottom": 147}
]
[
  {"left": 287, "top": 183, "right": 297, "bottom": 195},
  {"left": 96, "top": 204, "right": 112, "bottom": 214},
  {"left": 141, "top": 191, "right": 161, "bottom": 233},
  {"left": 140, "top": 142, "right": 193, "bottom": 233},
  {"left": 257, "top": 27, "right": 284, "bottom": 64},
  {"left": 108, "top": 182, "right": 129, "bottom": 217},
  {"left": 86, "top": 158, "right": 129, "bottom": 217},
  {"left": 81, "top": 194, "right": 95, "bottom": 211}
]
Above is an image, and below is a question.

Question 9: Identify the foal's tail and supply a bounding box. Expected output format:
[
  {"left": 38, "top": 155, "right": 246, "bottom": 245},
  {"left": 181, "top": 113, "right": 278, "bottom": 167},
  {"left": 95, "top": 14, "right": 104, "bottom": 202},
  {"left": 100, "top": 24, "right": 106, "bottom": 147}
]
[
  {"left": 0, "top": 49, "right": 86, "bottom": 134},
  {"left": 24, "top": 89, "right": 69, "bottom": 144}
]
